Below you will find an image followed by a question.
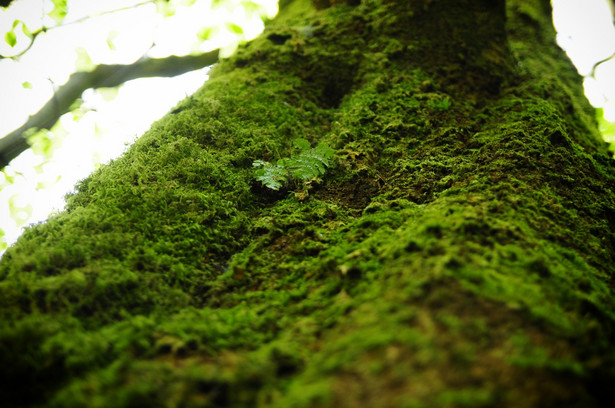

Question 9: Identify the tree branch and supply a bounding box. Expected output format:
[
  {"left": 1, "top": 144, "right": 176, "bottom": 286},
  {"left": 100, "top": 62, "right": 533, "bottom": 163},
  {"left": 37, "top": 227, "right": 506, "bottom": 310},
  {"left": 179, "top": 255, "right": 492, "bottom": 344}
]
[{"left": 0, "top": 49, "right": 219, "bottom": 169}]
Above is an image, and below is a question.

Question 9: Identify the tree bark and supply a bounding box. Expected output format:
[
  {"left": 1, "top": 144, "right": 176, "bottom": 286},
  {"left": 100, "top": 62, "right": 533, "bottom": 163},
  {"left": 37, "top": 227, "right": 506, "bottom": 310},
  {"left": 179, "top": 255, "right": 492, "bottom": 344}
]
[{"left": 1, "top": 0, "right": 615, "bottom": 407}]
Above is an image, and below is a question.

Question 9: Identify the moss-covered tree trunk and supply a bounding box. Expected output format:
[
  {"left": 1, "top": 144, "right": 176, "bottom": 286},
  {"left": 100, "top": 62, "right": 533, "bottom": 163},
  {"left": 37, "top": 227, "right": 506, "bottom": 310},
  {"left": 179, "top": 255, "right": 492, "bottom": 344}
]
[{"left": 2, "top": 0, "right": 615, "bottom": 406}]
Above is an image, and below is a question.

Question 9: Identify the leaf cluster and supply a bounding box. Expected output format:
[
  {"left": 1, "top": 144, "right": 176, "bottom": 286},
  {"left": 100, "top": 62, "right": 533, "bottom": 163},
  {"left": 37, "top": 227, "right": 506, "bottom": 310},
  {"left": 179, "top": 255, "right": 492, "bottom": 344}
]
[{"left": 253, "top": 139, "right": 334, "bottom": 190}]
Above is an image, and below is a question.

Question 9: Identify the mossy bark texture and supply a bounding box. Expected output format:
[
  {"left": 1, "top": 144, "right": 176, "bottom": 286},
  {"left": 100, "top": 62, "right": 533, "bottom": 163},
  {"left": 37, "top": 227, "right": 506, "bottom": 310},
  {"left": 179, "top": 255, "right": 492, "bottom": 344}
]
[{"left": 2, "top": 0, "right": 615, "bottom": 406}]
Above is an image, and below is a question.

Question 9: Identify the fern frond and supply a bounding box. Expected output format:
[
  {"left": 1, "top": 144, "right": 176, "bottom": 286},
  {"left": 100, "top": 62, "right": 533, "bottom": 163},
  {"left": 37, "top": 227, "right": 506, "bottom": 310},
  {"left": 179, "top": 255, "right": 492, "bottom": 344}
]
[
  {"left": 252, "top": 139, "right": 334, "bottom": 190},
  {"left": 253, "top": 159, "right": 288, "bottom": 190}
]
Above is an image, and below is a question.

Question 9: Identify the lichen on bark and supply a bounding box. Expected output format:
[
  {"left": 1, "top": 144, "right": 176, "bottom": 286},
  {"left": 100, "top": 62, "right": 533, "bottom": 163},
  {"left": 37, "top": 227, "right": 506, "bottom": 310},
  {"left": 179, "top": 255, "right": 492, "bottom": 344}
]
[{"left": 1, "top": 0, "right": 615, "bottom": 407}]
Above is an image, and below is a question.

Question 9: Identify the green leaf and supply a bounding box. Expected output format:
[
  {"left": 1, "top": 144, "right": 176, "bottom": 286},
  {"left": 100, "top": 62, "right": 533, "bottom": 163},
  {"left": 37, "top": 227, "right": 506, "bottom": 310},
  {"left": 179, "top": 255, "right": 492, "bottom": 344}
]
[
  {"left": 253, "top": 160, "right": 287, "bottom": 190},
  {"left": 5, "top": 30, "right": 16, "bottom": 47},
  {"left": 106, "top": 30, "right": 119, "bottom": 50},
  {"left": 293, "top": 138, "right": 311, "bottom": 151},
  {"left": 75, "top": 47, "right": 94, "bottom": 71},
  {"left": 48, "top": 0, "right": 68, "bottom": 25},
  {"left": 25, "top": 128, "right": 54, "bottom": 157},
  {"left": 8, "top": 194, "right": 33, "bottom": 227},
  {"left": 597, "top": 108, "right": 615, "bottom": 144},
  {"left": 1, "top": 169, "right": 16, "bottom": 186},
  {"left": 22, "top": 81, "right": 32, "bottom": 89},
  {"left": 600, "top": 119, "right": 615, "bottom": 138},
  {"left": 286, "top": 140, "right": 334, "bottom": 181},
  {"left": 98, "top": 87, "right": 119, "bottom": 102},
  {"left": 155, "top": 0, "right": 175, "bottom": 17},
  {"left": 314, "top": 142, "right": 335, "bottom": 160},
  {"left": 25, "top": 121, "right": 66, "bottom": 160},
  {"left": 226, "top": 22, "right": 244, "bottom": 35},
  {"left": 197, "top": 26, "right": 217, "bottom": 41},
  {"left": 241, "top": 1, "right": 264, "bottom": 16},
  {"left": 21, "top": 22, "right": 32, "bottom": 38},
  {"left": 0, "top": 228, "right": 7, "bottom": 252}
]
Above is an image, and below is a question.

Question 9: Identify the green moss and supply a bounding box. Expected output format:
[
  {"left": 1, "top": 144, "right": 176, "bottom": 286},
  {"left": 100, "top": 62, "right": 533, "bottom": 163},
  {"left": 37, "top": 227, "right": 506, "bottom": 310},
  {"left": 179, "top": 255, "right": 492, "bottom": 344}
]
[{"left": 1, "top": 0, "right": 615, "bottom": 406}]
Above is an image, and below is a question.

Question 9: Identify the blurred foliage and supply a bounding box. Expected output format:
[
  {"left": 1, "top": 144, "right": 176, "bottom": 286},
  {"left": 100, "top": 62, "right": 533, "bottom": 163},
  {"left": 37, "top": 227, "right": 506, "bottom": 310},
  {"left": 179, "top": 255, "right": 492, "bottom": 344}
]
[
  {"left": 25, "top": 123, "right": 67, "bottom": 161},
  {"left": 2, "top": 0, "right": 278, "bottom": 58},
  {"left": 48, "top": 0, "right": 68, "bottom": 25},
  {"left": 597, "top": 108, "right": 615, "bottom": 154}
]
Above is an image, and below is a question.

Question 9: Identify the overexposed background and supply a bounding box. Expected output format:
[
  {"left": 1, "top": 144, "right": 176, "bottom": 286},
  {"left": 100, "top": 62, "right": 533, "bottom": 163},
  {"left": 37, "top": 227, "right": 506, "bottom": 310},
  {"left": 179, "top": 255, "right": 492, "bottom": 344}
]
[{"left": 0, "top": 0, "right": 614, "bottom": 254}]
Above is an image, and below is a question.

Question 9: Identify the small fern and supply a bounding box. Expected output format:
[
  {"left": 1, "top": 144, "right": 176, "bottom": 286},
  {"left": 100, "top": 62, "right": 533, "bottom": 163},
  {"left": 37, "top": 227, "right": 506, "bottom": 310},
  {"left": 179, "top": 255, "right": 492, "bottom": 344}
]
[{"left": 253, "top": 139, "right": 334, "bottom": 190}]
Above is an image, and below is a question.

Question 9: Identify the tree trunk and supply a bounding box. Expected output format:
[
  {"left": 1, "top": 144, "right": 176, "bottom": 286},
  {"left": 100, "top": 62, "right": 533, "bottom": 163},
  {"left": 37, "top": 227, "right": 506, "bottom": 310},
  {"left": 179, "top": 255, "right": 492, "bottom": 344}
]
[{"left": 1, "top": 0, "right": 615, "bottom": 406}]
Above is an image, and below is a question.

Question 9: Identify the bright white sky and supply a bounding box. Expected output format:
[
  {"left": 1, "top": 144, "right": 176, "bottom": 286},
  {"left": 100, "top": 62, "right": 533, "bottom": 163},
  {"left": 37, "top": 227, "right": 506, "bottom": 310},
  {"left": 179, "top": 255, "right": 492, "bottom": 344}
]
[
  {"left": 552, "top": 0, "right": 615, "bottom": 118},
  {"left": 0, "top": 0, "right": 613, "bottom": 253}
]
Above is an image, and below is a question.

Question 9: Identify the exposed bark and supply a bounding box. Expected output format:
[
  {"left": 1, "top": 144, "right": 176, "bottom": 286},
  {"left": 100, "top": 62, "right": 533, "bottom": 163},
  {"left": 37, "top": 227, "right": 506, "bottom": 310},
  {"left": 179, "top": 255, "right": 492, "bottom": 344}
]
[
  {"left": 1, "top": 0, "right": 614, "bottom": 407},
  {"left": 0, "top": 50, "right": 219, "bottom": 169}
]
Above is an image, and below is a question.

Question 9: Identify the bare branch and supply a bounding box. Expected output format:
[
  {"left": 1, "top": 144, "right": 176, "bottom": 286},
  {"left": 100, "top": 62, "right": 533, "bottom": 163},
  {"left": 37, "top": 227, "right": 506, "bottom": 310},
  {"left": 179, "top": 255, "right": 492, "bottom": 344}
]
[
  {"left": 0, "top": 49, "right": 220, "bottom": 169},
  {"left": 589, "top": 52, "right": 615, "bottom": 78}
]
